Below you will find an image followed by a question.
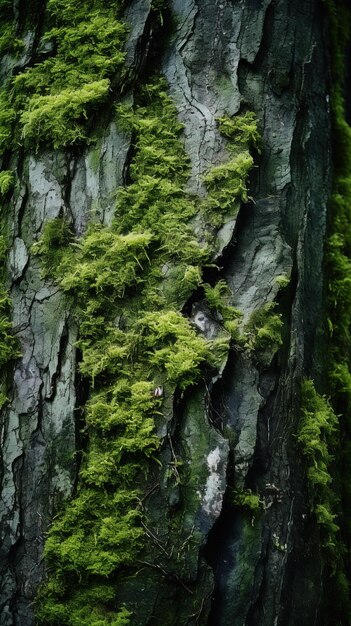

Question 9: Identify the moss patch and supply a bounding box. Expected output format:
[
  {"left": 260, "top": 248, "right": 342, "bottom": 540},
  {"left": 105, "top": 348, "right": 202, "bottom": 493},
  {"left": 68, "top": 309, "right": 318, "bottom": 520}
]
[
  {"left": 33, "top": 78, "right": 258, "bottom": 624},
  {"left": 0, "top": 0, "right": 128, "bottom": 153},
  {"left": 327, "top": 1, "right": 351, "bottom": 617},
  {"left": 244, "top": 302, "right": 283, "bottom": 365},
  {"left": 298, "top": 380, "right": 339, "bottom": 541}
]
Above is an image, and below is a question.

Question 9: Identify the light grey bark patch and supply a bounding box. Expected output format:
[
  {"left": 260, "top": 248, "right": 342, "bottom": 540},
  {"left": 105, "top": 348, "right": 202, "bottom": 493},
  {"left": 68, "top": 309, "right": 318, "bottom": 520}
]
[
  {"left": 8, "top": 238, "right": 28, "bottom": 282},
  {"left": 164, "top": 0, "right": 243, "bottom": 192},
  {"left": 226, "top": 197, "right": 293, "bottom": 321},
  {"left": 71, "top": 121, "right": 131, "bottom": 231}
]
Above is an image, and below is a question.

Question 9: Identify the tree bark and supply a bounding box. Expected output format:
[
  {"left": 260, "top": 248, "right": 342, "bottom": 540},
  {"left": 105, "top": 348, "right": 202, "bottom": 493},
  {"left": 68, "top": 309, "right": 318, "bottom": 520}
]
[{"left": 0, "top": 1, "right": 346, "bottom": 625}]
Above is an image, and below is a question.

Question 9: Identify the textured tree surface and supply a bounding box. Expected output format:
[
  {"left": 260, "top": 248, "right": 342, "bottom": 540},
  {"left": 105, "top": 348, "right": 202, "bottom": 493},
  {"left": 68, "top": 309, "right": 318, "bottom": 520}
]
[{"left": 0, "top": 1, "right": 349, "bottom": 625}]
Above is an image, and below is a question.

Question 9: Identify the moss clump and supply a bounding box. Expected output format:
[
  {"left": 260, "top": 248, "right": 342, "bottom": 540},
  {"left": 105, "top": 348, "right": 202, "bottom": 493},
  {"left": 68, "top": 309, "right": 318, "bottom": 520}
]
[
  {"left": 201, "top": 113, "right": 259, "bottom": 226},
  {"left": 298, "top": 380, "right": 339, "bottom": 540},
  {"left": 0, "top": 289, "right": 20, "bottom": 366},
  {"left": 216, "top": 111, "right": 260, "bottom": 148},
  {"left": 0, "top": 170, "right": 14, "bottom": 195},
  {"left": 244, "top": 302, "right": 283, "bottom": 364},
  {"left": 36, "top": 581, "right": 131, "bottom": 626},
  {"left": 0, "top": 1, "right": 23, "bottom": 56},
  {"left": 203, "top": 152, "right": 254, "bottom": 225},
  {"left": 0, "top": 5, "right": 19, "bottom": 387},
  {"left": 274, "top": 274, "right": 290, "bottom": 289},
  {"left": 0, "top": 0, "right": 127, "bottom": 152},
  {"left": 203, "top": 280, "right": 243, "bottom": 340},
  {"left": 230, "top": 488, "right": 260, "bottom": 512},
  {"left": 0, "top": 179, "right": 19, "bottom": 372},
  {"left": 0, "top": 90, "right": 15, "bottom": 154},
  {"left": 20, "top": 80, "right": 110, "bottom": 149},
  {"left": 59, "top": 228, "right": 153, "bottom": 300},
  {"left": 31, "top": 217, "right": 73, "bottom": 276}
]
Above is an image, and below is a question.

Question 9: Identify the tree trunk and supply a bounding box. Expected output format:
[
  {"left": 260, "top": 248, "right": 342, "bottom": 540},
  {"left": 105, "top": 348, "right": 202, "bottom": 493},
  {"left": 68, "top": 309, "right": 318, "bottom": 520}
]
[{"left": 0, "top": 1, "right": 349, "bottom": 625}]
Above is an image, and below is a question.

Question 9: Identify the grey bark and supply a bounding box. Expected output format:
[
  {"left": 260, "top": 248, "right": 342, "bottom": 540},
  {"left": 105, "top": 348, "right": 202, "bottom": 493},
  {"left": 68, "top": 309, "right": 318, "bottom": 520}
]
[{"left": 0, "top": 0, "right": 331, "bottom": 624}]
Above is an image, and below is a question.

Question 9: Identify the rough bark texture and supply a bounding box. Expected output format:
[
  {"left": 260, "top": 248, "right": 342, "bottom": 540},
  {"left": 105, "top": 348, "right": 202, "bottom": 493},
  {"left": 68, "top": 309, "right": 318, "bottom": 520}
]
[{"left": 0, "top": 0, "right": 335, "bottom": 625}]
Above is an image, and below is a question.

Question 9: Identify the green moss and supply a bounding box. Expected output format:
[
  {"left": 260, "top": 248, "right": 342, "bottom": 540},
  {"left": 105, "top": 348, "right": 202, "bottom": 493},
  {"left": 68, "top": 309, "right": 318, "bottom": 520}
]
[
  {"left": 58, "top": 227, "right": 153, "bottom": 298},
  {"left": 0, "top": 24, "right": 23, "bottom": 56},
  {"left": 203, "top": 280, "right": 243, "bottom": 340},
  {"left": 203, "top": 152, "right": 254, "bottom": 225},
  {"left": 32, "top": 217, "right": 73, "bottom": 276},
  {"left": 318, "top": 0, "right": 351, "bottom": 617},
  {"left": 274, "top": 274, "right": 290, "bottom": 289},
  {"left": 298, "top": 380, "right": 339, "bottom": 542},
  {"left": 0, "top": 195, "right": 19, "bottom": 370},
  {"left": 36, "top": 581, "right": 131, "bottom": 626},
  {"left": 244, "top": 302, "right": 283, "bottom": 364},
  {"left": 0, "top": 288, "right": 20, "bottom": 366},
  {"left": 0, "top": 170, "right": 14, "bottom": 195},
  {"left": 20, "top": 80, "right": 110, "bottom": 149},
  {"left": 0, "top": 1, "right": 24, "bottom": 56},
  {"left": 0, "top": 95, "right": 19, "bottom": 390},
  {"left": 0, "top": 89, "right": 15, "bottom": 154},
  {"left": 216, "top": 111, "right": 260, "bottom": 148},
  {"left": 33, "top": 77, "right": 258, "bottom": 622},
  {"left": 200, "top": 114, "right": 259, "bottom": 227},
  {"left": 0, "top": 0, "right": 127, "bottom": 152},
  {"left": 230, "top": 488, "right": 260, "bottom": 512}
]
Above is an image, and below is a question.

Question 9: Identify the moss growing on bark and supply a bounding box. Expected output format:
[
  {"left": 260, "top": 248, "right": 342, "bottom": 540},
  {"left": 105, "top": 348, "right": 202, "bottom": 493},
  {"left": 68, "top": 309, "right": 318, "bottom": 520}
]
[
  {"left": 203, "top": 280, "right": 243, "bottom": 340},
  {"left": 0, "top": 0, "right": 127, "bottom": 153},
  {"left": 230, "top": 488, "right": 261, "bottom": 513},
  {"left": 322, "top": 0, "right": 351, "bottom": 618},
  {"left": 0, "top": 0, "right": 23, "bottom": 56},
  {"left": 244, "top": 302, "right": 283, "bottom": 365},
  {"left": 298, "top": 380, "right": 339, "bottom": 541},
  {"left": 0, "top": 288, "right": 20, "bottom": 366},
  {"left": 216, "top": 111, "right": 260, "bottom": 148},
  {"left": 34, "top": 77, "right": 258, "bottom": 624},
  {"left": 0, "top": 170, "right": 14, "bottom": 195}
]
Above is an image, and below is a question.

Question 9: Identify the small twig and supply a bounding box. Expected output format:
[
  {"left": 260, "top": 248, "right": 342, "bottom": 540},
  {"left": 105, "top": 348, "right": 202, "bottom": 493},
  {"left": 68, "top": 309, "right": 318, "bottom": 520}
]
[
  {"left": 139, "top": 483, "right": 159, "bottom": 504},
  {"left": 177, "top": 524, "right": 195, "bottom": 556},
  {"left": 137, "top": 560, "right": 193, "bottom": 595},
  {"left": 168, "top": 434, "right": 181, "bottom": 483},
  {"left": 204, "top": 380, "right": 223, "bottom": 430},
  {"left": 140, "top": 521, "right": 171, "bottom": 558}
]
